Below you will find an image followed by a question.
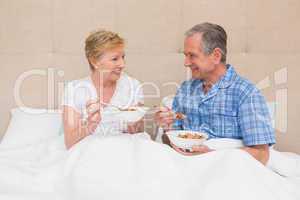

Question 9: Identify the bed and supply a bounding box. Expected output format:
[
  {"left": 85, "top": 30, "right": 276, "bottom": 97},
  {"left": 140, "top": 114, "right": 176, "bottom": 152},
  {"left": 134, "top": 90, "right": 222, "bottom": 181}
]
[{"left": 0, "top": 107, "right": 299, "bottom": 200}]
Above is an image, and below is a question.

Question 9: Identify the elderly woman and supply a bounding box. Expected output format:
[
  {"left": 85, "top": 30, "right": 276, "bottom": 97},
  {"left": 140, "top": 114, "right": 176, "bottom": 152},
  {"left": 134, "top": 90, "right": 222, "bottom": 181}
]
[{"left": 62, "top": 30, "right": 144, "bottom": 149}]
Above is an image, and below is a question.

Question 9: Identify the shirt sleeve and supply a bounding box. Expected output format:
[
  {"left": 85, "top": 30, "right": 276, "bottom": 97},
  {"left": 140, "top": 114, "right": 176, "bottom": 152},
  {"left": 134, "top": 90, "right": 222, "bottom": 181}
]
[
  {"left": 132, "top": 79, "right": 144, "bottom": 105},
  {"left": 238, "top": 88, "right": 276, "bottom": 146},
  {"left": 61, "top": 82, "right": 82, "bottom": 113}
]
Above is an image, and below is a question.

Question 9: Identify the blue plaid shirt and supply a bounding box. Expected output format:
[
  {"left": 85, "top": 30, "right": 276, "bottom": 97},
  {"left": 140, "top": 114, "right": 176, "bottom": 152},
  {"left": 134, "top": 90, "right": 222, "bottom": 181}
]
[{"left": 172, "top": 65, "right": 275, "bottom": 146}]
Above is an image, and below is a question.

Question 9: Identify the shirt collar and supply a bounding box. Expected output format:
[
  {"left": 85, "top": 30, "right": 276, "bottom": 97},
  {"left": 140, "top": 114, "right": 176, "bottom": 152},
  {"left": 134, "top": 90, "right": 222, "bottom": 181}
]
[
  {"left": 217, "top": 64, "right": 237, "bottom": 89},
  {"left": 189, "top": 64, "right": 237, "bottom": 93}
]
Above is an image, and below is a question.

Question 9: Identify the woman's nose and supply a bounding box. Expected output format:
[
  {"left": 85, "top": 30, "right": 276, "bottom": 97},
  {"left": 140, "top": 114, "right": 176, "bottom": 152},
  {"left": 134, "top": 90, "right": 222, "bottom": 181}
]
[{"left": 119, "top": 58, "right": 125, "bottom": 68}]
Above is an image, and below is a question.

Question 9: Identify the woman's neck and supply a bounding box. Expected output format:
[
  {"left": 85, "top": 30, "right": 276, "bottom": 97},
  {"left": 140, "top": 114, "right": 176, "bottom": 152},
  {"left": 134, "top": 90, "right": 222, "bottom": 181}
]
[{"left": 91, "top": 71, "right": 116, "bottom": 89}]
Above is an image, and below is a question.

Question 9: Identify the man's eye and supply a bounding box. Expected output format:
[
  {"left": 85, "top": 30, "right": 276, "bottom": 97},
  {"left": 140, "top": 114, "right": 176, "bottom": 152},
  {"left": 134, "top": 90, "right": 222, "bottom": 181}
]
[{"left": 112, "top": 57, "right": 118, "bottom": 61}]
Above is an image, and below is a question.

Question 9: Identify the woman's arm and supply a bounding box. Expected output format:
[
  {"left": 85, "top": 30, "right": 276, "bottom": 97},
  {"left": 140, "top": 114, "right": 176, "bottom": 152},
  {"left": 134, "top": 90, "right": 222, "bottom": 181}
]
[
  {"left": 63, "top": 106, "right": 89, "bottom": 149},
  {"left": 63, "top": 104, "right": 100, "bottom": 149}
]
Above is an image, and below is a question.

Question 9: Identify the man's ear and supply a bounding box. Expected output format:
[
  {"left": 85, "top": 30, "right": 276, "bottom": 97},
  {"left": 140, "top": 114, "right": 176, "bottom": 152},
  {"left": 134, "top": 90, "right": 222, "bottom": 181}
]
[{"left": 212, "top": 48, "right": 222, "bottom": 64}]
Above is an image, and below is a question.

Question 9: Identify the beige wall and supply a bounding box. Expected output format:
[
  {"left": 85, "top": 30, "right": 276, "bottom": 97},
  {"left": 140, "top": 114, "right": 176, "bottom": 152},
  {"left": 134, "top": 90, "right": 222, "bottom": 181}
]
[{"left": 0, "top": 0, "right": 299, "bottom": 153}]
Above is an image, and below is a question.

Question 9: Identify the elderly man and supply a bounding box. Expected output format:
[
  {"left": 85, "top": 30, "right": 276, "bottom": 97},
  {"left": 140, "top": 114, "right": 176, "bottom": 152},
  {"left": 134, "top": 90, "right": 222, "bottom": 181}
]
[{"left": 155, "top": 22, "right": 275, "bottom": 165}]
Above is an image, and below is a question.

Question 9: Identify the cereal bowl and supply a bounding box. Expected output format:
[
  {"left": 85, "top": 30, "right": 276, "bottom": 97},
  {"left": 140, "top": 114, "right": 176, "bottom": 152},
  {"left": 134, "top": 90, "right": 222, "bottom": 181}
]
[
  {"left": 166, "top": 130, "right": 208, "bottom": 150},
  {"left": 106, "top": 106, "right": 150, "bottom": 123}
]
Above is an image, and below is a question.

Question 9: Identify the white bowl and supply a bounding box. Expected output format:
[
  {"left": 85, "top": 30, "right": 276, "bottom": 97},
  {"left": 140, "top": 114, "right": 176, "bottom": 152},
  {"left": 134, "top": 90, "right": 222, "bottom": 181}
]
[
  {"left": 166, "top": 130, "right": 208, "bottom": 150},
  {"left": 107, "top": 106, "right": 150, "bottom": 123}
]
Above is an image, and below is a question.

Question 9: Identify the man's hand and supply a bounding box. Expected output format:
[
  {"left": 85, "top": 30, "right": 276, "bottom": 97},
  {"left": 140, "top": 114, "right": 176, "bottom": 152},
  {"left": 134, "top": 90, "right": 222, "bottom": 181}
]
[
  {"left": 241, "top": 144, "right": 270, "bottom": 165},
  {"left": 170, "top": 143, "right": 213, "bottom": 156},
  {"left": 154, "top": 107, "right": 175, "bottom": 131}
]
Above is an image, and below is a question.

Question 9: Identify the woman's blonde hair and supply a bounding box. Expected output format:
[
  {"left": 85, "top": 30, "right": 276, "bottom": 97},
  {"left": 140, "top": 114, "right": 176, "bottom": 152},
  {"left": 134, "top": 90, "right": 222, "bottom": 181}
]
[{"left": 85, "top": 29, "right": 124, "bottom": 71}]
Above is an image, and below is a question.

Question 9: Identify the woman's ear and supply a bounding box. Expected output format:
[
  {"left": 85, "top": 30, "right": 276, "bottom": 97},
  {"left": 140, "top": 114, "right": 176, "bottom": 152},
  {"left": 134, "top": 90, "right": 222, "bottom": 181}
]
[{"left": 89, "top": 57, "right": 100, "bottom": 70}]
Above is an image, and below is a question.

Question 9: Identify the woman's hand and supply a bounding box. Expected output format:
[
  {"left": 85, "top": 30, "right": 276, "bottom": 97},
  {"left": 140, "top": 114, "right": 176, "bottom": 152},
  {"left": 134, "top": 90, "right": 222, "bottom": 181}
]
[
  {"left": 86, "top": 99, "right": 102, "bottom": 134},
  {"left": 126, "top": 118, "right": 144, "bottom": 134},
  {"left": 63, "top": 101, "right": 100, "bottom": 149}
]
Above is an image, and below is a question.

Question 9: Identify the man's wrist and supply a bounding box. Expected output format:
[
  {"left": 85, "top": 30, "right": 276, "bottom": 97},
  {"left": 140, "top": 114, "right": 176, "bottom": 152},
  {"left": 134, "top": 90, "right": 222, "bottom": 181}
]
[{"left": 240, "top": 146, "right": 270, "bottom": 165}]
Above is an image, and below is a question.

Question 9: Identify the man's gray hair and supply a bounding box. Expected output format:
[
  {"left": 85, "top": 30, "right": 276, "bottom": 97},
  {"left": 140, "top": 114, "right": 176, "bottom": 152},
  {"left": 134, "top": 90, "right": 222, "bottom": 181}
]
[{"left": 185, "top": 22, "right": 227, "bottom": 63}]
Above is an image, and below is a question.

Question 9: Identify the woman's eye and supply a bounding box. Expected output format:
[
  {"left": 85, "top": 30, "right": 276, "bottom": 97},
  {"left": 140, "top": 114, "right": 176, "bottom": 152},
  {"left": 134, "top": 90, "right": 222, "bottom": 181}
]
[{"left": 112, "top": 57, "right": 118, "bottom": 61}]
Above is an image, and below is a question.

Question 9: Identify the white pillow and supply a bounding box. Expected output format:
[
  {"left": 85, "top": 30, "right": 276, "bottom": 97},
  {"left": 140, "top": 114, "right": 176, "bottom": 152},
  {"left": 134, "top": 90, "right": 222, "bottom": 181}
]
[{"left": 0, "top": 107, "right": 62, "bottom": 148}]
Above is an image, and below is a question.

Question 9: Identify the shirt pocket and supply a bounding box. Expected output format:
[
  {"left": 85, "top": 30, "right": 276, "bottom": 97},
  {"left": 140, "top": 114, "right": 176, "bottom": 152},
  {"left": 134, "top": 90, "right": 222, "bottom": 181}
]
[
  {"left": 180, "top": 98, "right": 200, "bottom": 129},
  {"left": 211, "top": 106, "right": 239, "bottom": 138}
]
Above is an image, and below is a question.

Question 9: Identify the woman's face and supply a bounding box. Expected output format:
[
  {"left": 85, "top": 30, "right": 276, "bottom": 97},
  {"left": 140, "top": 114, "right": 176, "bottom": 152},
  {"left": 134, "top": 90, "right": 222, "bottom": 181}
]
[{"left": 93, "top": 46, "right": 125, "bottom": 82}]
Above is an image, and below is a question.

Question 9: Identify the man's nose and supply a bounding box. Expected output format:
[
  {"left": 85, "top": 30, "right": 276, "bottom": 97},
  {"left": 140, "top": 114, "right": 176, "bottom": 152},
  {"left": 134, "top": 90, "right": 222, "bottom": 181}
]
[{"left": 184, "top": 56, "right": 191, "bottom": 67}]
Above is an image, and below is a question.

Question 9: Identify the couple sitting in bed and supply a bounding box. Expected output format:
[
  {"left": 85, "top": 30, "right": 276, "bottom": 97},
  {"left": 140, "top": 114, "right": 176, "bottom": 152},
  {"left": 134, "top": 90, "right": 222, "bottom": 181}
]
[{"left": 62, "top": 22, "right": 275, "bottom": 165}]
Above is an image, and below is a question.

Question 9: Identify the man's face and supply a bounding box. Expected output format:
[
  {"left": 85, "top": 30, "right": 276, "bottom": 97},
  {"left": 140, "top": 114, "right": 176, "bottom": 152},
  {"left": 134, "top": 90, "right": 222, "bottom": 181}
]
[{"left": 183, "top": 34, "right": 215, "bottom": 80}]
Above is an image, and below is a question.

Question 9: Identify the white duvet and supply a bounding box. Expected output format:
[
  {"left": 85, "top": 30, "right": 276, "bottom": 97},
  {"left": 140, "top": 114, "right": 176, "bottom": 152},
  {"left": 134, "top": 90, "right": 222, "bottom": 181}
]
[{"left": 0, "top": 134, "right": 299, "bottom": 200}]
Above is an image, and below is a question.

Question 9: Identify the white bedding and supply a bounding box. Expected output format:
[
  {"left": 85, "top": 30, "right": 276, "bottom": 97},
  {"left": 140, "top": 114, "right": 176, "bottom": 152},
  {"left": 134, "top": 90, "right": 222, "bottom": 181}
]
[
  {"left": 287, "top": 177, "right": 300, "bottom": 187},
  {"left": 0, "top": 133, "right": 299, "bottom": 200}
]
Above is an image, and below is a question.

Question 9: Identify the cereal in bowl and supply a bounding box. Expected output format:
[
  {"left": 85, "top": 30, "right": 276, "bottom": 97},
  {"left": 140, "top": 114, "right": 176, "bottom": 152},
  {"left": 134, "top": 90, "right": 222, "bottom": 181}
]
[{"left": 178, "top": 132, "right": 204, "bottom": 139}]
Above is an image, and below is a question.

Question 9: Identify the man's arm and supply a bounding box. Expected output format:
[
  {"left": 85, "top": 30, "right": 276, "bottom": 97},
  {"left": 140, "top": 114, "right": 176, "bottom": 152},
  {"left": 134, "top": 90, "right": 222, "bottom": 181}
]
[
  {"left": 237, "top": 88, "right": 274, "bottom": 165},
  {"left": 168, "top": 142, "right": 270, "bottom": 165},
  {"left": 241, "top": 144, "right": 270, "bottom": 165}
]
